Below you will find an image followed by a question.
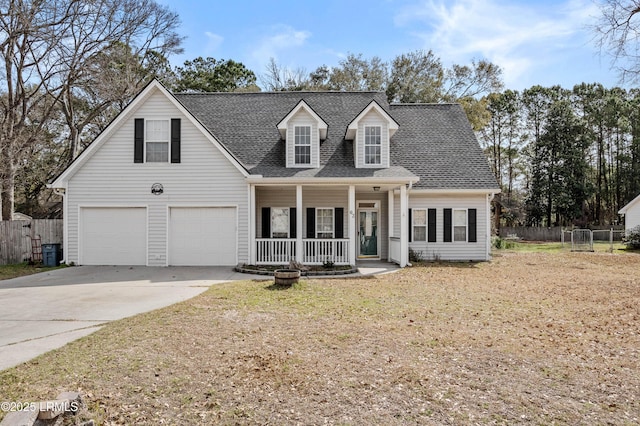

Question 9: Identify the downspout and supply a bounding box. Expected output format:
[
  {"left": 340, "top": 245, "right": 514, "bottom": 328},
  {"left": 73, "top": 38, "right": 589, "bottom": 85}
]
[
  {"left": 487, "top": 193, "right": 496, "bottom": 260},
  {"left": 52, "top": 188, "right": 66, "bottom": 264}
]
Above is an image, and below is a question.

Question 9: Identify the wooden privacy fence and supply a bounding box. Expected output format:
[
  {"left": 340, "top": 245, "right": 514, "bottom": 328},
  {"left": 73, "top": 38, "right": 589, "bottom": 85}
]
[{"left": 0, "top": 220, "right": 63, "bottom": 265}]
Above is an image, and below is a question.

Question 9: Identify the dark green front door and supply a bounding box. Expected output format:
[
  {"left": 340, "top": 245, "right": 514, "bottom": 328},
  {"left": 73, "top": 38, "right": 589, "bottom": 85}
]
[{"left": 359, "top": 210, "right": 378, "bottom": 257}]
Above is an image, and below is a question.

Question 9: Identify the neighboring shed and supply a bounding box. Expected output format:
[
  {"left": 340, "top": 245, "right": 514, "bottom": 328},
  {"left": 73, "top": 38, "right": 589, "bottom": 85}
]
[{"left": 619, "top": 193, "right": 640, "bottom": 231}]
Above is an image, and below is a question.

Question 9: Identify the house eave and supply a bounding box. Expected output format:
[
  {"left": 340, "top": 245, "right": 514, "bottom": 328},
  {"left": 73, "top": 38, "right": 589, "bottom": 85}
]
[
  {"left": 619, "top": 193, "right": 640, "bottom": 214},
  {"left": 246, "top": 176, "right": 419, "bottom": 186},
  {"left": 409, "top": 188, "right": 501, "bottom": 195}
]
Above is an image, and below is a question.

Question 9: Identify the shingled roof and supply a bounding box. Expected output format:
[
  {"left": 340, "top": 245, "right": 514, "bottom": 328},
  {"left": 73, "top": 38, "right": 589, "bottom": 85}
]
[{"left": 174, "top": 91, "right": 499, "bottom": 190}]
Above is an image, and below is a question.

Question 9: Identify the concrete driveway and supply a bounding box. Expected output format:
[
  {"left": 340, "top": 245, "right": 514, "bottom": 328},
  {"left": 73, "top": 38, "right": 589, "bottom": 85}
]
[{"left": 0, "top": 266, "right": 266, "bottom": 371}]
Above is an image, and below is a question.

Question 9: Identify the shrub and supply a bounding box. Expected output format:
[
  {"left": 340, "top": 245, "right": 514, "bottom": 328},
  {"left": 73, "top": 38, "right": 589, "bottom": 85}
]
[
  {"left": 623, "top": 225, "right": 640, "bottom": 249},
  {"left": 492, "top": 236, "right": 514, "bottom": 249},
  {"left": 408, "top": 248, "right": 424, "bottom": 263}
]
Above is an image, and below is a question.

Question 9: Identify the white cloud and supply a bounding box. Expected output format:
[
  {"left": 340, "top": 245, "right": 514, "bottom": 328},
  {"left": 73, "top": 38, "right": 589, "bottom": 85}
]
[
  {"left": 394, "top": 0, "right": 600, "bottom": 88},
  {"left": 204, "top": 31, "right": 224, "bottom": 55},
  {"left": 250, "top": 25, "right": 311, "bottom": 64}
]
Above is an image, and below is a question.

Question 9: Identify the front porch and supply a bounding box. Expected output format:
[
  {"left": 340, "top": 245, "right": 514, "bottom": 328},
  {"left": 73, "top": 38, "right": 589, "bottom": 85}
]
[{"left": 249, "top": 182, "right": 411, "bottom": 267}]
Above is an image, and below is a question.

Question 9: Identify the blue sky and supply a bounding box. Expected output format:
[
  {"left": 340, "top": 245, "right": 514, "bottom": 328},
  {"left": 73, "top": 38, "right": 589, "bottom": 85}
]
[{"left": 157, "top": 0, "right": 620, "bottom": 91}]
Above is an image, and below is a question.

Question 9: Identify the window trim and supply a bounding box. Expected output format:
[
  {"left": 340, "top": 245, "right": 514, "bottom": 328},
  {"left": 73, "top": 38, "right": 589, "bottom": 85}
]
[
  {"left": 315, "top": 207, "right": 334, "bottom": 239},
  {"left": 412, "top": 208, "right": 427, "bottom": 242},
  {"left": 364, "top": 125, "right": 382, "bottom": 165},
  {"left": 452, "top": 208, "right": 468, "bottom": 242},
  {"left": 270, "top": 207, "right": 290, "bottom": 239},
  {"left": 145, "top": 119, "right": 170, "bottom": 163},
  {"left": 294, "top": 125, "right": 312, "bottom": 165}
]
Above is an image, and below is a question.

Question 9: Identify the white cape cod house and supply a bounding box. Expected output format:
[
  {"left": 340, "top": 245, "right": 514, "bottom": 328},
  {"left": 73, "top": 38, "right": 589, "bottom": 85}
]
[{"left": 49, "top": 80, "right": 500, "bottom": 267}]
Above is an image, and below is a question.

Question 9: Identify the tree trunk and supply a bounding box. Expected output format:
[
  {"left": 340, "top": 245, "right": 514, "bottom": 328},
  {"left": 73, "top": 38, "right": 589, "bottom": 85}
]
[{"left": 1, "top": 161, "right": 16, "bottom": 221}]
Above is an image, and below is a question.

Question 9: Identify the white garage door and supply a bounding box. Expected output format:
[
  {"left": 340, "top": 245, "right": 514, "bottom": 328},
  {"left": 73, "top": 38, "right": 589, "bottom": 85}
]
[
  {"left": 169, "top": 207, "right": 237, "bottom": 266},
  {"left": 81, "top": 207, "right": 147, "bottom": 265}
]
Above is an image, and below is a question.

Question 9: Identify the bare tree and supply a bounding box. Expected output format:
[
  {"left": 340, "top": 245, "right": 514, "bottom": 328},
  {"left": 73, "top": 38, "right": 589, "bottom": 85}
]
[
  {"left": 594, "top": 0, "right": 640, "bottom": 83},
  {"left": 0, "top": 0, "right": 182, "bottom": 220},
  {"left": 260, "top": 58, "right": 309, "bottom": 91}
]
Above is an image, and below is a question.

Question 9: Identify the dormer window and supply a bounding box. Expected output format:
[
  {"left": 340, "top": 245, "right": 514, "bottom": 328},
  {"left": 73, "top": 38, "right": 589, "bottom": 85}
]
[
  {"left": 364, "top": 126, "right": 381, "bottom": 165},
  {"left": 294, "top": 126, "right": 311, "bottom": 165},
  {"left": 277, "top": 100, "right": 327, "bottom": 169},
  {"left": 345, "top": 100, "right": 398, "bottom": 169}
]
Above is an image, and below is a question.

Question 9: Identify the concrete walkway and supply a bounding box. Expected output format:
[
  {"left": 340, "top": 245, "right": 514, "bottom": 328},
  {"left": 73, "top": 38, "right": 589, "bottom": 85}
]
[{"left": 0, "top": 262, "right": 399, "bottom": 371}]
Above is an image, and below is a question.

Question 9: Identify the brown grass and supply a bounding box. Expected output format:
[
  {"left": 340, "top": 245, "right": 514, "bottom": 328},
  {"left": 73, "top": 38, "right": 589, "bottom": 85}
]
[{"left": 1, "top": 252, "right": 639, "bottom": 425}]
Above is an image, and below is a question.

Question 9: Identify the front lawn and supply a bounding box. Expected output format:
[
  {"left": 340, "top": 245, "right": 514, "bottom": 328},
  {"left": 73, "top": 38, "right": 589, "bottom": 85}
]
[
  {"left": 1, "top": 252, "right": 639, "bottom": 424},
  {"left": 498, "top": 240, "right": 628, "bottom": 253}
]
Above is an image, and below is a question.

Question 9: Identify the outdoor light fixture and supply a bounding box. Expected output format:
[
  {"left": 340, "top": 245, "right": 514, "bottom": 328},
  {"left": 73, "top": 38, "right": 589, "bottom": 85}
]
[{"left": 373, "top": 186, "right": 380, "bottom": 192}]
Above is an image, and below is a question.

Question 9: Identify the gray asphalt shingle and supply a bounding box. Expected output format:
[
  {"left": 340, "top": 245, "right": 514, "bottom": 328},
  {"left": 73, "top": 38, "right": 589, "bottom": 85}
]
[{"left": 174, "top": 91, "right": 499, "bottom": 190}]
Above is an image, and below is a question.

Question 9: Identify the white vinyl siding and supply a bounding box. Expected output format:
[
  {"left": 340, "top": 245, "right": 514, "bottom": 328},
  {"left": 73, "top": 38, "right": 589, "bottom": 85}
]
[
  {"left": 286, "top": 110, "right": 319, "bottom": 168},
  {"left": 624, "top": 201, "right": 640, "bottom": 231},
  {"left": 355, "top": 110, "right": 389, "bottom": 168},
  {"left": 66, "top": 89, "right": 248, "bottom": 266},
  {"left": 397, "top": 194, "right": 488, "bottom": 261}
]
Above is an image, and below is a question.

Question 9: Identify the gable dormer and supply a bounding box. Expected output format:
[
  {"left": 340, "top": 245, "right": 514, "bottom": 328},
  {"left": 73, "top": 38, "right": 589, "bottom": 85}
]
[
  {"left": 277, "top": 100, "right": 327, "bottom": 168},
  {"left": 346, "top": 100, "right": 398, "bottom": 168}
]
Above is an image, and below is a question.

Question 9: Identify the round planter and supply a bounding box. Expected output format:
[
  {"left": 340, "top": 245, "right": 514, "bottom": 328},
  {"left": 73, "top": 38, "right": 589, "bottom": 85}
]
[{"left": 274, "top": 269, "right": 301, "bottom": 286}]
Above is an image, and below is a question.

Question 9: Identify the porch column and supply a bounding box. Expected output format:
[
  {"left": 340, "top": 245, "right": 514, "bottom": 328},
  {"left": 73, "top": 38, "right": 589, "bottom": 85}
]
[
  {"left": 249, "top": 184, "right": 256, "bottom": 264},
  {"left": 296, "top": 185, "right": 303, "bottom": 262},
  {"left": 400, "top": 183, "right": 408, "bottom": 267},
  {"left": 388, "top": 189, "right": 394, "bottom": 261},
  {"left": 348, "top": 185, "right": 356, "bottom": 265}
]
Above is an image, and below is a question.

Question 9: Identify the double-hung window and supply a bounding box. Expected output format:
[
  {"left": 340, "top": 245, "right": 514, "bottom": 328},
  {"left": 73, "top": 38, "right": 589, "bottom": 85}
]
[
  {"left": 271, "top": 207, "right": 289, "bottom": 238},
  {"left": 145, "top": 120, "right": 169, "bottom": 163},
  {"left": 453, "top": 209, "right": 467, "bottom": 242},
  {"left": 364, "top": 126, "right": 381, "bottom": 165},
  {"left": 412, "top": 209, "right": 427, "bottom": 241},
  {"left": 294, "top": 126, "right": 311, "bottom": 165},
  {"left": 316, "top": 208, "right": 334, "bottom": 239}
]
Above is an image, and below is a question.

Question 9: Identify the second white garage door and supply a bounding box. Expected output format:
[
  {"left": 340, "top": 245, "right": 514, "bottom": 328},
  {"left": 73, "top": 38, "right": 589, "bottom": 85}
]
[{"left": 168, "top": 207, "right": 237, "bottom": 266}]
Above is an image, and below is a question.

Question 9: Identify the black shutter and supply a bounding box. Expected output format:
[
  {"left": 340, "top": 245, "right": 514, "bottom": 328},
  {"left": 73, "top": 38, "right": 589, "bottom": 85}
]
[
  {"left": 171, "top": 118, "right": 181, "bottom": 163},
  {"left": 290, "top": 207, "right": 296, "bottom": 238},
  {"left": 443, "top": 208, "right": 452, "bottom": 242},
  {"left": 261, "top": 207, "right": 270, "bottom": 238},
  {"left": 408, "top": 208, "right": 412, "bottom": 242},
  {"left": 468, "top": 209, "right": 477, "bottom": 243},
  {"left": 334, "top": 208, "right": 344, "bottom": 238},
  {"left": 134, "top": 118, "right": 144, "bottom": 163},
  {"left": 428, "top": 208, "right": 437, "bottom": 242},
  {"left": 306, "top": 208, "right": 315, "bottom": 238}
]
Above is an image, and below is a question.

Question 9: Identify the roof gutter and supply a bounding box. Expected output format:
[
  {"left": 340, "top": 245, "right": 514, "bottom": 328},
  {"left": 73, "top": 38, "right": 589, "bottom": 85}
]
[
  {"left": 408, "top": 188, "right": 501, "bottom": 195},
  {"left": 246, "top": 176, "right": 420, "bottom": 186}
]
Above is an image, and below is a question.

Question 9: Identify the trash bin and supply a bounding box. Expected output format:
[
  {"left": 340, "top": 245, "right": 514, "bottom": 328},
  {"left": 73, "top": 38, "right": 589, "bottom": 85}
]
[{"left": 42, "top": 243, "right": 61, "bottom": 267}]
